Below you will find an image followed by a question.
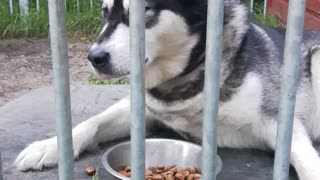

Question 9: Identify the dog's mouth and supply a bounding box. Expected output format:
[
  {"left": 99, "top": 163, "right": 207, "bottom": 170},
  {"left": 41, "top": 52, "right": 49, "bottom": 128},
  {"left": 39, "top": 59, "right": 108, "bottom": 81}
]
[
  {"left": 98, "top": 73, "right": 113, "bottom": 80},
  {"left": 90, "top": 64, "right": 113, "bottom": 80},
  {"left": 91, "top": 57, "right": 151, "bottom": 81}
]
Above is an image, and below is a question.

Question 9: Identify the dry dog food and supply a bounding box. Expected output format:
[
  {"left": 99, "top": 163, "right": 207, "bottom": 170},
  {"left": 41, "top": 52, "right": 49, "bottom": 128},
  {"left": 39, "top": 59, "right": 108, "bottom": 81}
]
[
  {"left": 85, "top": 167, "right": 96, "bottom": 176},
  {"left": 117, "top": 165, "right": 202, "bottom": 180}
]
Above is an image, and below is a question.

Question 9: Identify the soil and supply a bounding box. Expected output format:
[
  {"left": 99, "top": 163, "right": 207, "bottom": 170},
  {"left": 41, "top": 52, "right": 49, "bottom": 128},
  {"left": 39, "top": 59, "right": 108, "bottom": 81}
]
[{"left": 0, "top": 39, "right": 94, "bottom": 106}]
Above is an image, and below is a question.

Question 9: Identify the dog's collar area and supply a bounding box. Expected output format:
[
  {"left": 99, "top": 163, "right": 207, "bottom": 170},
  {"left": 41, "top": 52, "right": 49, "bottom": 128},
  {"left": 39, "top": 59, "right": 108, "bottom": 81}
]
[{"left": 179, "top": 52, "right": 205, "bottom": 77}]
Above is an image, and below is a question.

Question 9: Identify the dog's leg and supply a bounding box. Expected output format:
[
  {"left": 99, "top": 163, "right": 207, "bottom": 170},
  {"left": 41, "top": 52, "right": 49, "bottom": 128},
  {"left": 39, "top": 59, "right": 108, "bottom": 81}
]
[
  {"left": 14, "top": 97, "right": 139, "bottom": 171},
  {"left": 258, "top": 119, "right": 320, "bottom": 180}
]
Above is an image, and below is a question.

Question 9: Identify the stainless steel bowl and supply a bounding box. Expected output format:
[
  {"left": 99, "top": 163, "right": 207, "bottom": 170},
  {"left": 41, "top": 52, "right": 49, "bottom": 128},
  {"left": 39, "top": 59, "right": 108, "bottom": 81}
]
[{"left": 102, "top": 138, "right": 222, "bottom": 179}]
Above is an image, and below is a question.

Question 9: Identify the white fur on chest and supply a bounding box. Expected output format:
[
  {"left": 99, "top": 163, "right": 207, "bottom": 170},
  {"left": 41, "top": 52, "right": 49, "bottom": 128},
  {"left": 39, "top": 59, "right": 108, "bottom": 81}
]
[
  {"left": 219, "top": 73, "right": 263, "bottom": 128},
  {"left": 146, "top": 92, "right": 204, "bottom": 137},
  {"left": 146, "top": 73, "right": 263, "bottom": 138}
]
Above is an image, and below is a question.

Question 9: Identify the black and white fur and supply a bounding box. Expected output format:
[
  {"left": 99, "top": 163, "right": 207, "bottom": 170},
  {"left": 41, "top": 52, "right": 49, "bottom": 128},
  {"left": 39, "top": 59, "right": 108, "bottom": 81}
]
[{"left": 14, "top": 0, "right": 320, "bottom": 179}]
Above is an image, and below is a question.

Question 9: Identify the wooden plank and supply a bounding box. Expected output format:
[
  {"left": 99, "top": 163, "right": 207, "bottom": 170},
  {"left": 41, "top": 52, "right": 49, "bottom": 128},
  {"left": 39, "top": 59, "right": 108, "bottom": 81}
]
[
  {"left": 267, "top": 0, "right": 320, "bottom": 30},
  {"left": 306, "top": 0, "right": 320, "bottom": 15}
]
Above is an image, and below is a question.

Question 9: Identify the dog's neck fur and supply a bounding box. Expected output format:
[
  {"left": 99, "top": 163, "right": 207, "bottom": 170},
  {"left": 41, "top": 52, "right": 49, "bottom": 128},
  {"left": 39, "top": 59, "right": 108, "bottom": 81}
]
[{"left": 148, "top": 2, "right": 249, "bottom": 103}]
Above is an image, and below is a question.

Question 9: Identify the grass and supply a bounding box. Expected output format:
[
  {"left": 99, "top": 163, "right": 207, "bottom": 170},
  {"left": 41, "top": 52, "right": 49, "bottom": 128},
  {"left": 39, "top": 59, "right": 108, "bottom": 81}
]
[
  {"left": 0, "top": 0, "right": 102, "bottom": 39},
  {"left": 91, "top": 168, "right": 99, "bottom": 180},
  {"left": 0, "top": 0, "right": 279, "bottom": 39},
  {"left": 242, "top": 0, "right": 281, "bottom": 28},
  {"left": 88, "top": 75, "right": 129, "bottom": 85}
]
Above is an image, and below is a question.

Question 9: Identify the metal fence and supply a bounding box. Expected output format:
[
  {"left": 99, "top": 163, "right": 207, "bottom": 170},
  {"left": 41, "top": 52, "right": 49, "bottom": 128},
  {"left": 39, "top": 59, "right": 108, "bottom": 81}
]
[
  {"left": 0, "top": 0, "right": 307, "bottom": 179},
  {"left": 6, "top": 0, "right": 267, "bottom": 16},
  {"left": 0, "top": 153, "right": 3, "bottom": 180}
]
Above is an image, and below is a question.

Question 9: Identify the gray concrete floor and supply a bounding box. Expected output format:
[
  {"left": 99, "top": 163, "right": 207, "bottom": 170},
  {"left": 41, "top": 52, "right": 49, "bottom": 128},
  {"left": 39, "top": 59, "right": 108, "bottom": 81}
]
[{"left": 0, "top": 86, "right": 304, "bottom": 179}]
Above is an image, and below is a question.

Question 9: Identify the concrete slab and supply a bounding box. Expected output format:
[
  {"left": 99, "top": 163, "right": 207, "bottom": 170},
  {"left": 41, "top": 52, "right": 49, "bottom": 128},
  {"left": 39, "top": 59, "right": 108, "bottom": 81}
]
[
  {"left": 0, "top": 86, "right": 129, "bottom": 180},
  {"left": 0, "top": 85, "right": 308, "bottom": 179}
]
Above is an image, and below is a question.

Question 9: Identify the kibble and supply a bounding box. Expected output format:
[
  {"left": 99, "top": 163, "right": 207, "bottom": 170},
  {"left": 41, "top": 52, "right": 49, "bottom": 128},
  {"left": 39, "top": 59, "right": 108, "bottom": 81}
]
[
  {"left": 187, "top": 167, "right": 196, "bottom": 174},
  {"left": 85, "top": 167, "right": 96, "bottom": 176},
  {"left": 124, "top": 166, "right": 131, "bottom": 172},
  {"left": 175, "top": 172, "right": 184, "bottom": 180},
  {"left": 194, "top": 173, "right": 201, "bottom": 179},
  {"left": 117, "top": 165, "right": 202, "bottom": 180},
  {"left": 118, "top": 170, "right": 129, "bottom": 177}
]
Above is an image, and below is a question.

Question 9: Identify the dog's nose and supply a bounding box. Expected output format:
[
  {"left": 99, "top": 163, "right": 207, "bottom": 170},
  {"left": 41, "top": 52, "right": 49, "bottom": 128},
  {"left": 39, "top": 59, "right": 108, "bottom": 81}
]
[{"left": 87, "top": 50, "right": 110, "bottom": 66}]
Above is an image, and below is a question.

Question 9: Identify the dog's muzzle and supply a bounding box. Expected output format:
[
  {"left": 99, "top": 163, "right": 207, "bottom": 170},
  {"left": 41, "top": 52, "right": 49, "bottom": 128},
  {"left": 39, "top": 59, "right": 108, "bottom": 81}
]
[{"left": 87, "top": 49, "right": 110, "bottom": 68}]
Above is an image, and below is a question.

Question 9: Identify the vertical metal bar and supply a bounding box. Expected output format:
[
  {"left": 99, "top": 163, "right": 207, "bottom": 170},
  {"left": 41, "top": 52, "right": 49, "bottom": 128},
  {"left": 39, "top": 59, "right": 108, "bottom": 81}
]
[
  {"left": 36, "top": 0, "right": 40, "bottom": 11},
  {"left": 263, "top": 0, "right": 267, "bottom": 17},
  {"left": 201, "top": 0, "right": 224, "bottom": 179},
  {"left": 129, "top": 0, "right": 145, "bottom": 179},
  {"left": 273, "top": 0, "right": 306, "bottom": 180},
  {"left": 76, "top": 0, "right": 79, "bottom": 12},
  {"left": 9, "top": 0, "right": 13, "bottom": 15},
  {"left": 0, "top": 153, "right": 3, "bottom": 180},
  {"left": 250, "top": 0, "right": 254, "bottom": 14},
  {"left": 19, "top": 0, "right": 28, "bottom": 16},
  {"left": 48, "top": 0, "right": 74, "bottom": 180}
]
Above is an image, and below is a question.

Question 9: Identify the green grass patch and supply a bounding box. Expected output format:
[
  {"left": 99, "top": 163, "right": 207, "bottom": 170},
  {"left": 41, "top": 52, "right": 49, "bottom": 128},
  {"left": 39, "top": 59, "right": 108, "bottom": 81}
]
[
  {"left": 242, "top": 0, "right": 280, "bottom": 28},
  {"left": 88, "top": 74, "right": 129, "bottom": 85},
  {"left": 0, "top": 0, "right": 280, "bottom": 39},
  {"left": 0, "top": 0, "right": 102, "bottom": 39},
  {"left": 92, "top": 168, "right": 99, "bottom": 180}
]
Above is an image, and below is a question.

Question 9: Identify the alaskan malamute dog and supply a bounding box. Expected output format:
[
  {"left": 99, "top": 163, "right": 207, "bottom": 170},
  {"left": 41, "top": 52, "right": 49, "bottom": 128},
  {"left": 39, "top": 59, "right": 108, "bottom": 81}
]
[{"left": 14, "top": 0, "right": 320, "bottom": 179}]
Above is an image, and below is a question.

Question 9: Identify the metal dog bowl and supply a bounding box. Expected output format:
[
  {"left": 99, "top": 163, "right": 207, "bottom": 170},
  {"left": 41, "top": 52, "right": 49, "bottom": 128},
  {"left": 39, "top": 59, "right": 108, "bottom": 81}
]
[{"left": 102, "top": 138, "right": 222, "bottom": 179}]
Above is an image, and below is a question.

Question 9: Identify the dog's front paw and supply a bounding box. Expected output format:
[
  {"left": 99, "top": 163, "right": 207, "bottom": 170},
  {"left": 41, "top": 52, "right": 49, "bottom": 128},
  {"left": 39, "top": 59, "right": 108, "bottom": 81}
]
[{"left": 14, "top": 137, "right": 58, "bottom": 171}]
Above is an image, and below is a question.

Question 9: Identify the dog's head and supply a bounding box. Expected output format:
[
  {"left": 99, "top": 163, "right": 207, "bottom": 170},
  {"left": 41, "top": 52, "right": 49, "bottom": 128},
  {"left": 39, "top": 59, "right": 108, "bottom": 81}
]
[{"left": 88, "top": 0, "right": 247, "bottom": 88}]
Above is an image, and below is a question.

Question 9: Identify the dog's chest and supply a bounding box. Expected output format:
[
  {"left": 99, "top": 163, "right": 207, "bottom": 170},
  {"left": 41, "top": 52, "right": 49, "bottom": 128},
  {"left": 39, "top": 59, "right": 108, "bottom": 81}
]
[
  {"left": 146, "top": 93, "right": 204, "bottom": 136},
  {"left": 146, "top": 73, "right": 264, "bottom": 137}
]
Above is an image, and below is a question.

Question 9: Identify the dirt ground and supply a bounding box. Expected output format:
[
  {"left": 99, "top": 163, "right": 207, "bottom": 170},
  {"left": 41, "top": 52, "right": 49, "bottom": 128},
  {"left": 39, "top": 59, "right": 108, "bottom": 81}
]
[{"left": 0, "top": 39, "right": 94, "bottom": 106}]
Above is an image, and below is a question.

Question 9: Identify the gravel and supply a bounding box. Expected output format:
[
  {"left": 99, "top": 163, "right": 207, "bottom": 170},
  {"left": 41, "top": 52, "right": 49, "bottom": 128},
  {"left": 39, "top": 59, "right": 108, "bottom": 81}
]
[{"left": 0, "top": 38, "right": 94, "bottom": 106}]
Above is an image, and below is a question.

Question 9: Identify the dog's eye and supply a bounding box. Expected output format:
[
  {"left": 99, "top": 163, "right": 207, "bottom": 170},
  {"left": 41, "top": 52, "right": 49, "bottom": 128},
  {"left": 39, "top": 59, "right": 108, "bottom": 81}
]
[
  {"left": 145, "top": 6, "right": 151, "bottom": 12},
  {"left": 145, "top": 2, "right": 153, "bottom": 12}
]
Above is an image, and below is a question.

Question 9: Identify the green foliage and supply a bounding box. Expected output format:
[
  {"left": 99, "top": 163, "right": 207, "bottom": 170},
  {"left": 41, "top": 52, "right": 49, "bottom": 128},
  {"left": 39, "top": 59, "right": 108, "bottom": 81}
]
[
  {"left": 0, "top": 0, "right": 280, "bottom": 39},
  {"left": 91, "top": 168, "right": 99, "bottom": 180},
  {"left": 242, "top": 0, "right": 281, "bottom": 28},
  {"left": 0, "top": 0, "right": 102, "bottom": 39},
  {"left": 88, "top": 74, "right": 129, "bottom": 85}
]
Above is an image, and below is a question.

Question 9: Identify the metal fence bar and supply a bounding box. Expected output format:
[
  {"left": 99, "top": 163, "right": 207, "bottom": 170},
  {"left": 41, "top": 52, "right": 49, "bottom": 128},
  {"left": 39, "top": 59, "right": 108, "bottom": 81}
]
[
  {"left": 9, "top": 0, "right": 13, "bottom": 15},
  {"left": 48, "top": 0, "right": 74, "bottom": 179},
  {"left": 0, "top": 153, "right": 3, "bottom": 180},
  {"left": 250, "top": 0, "right": 254, "bottom": 14},
  {"left": 263, "top": 0, "right": 267, "bottom": 17},
  {"left": 201, "top": 0, "right": 224, "bottom": 179},
  {"left": 19, "top": 0, "right": 28, "bottom": 15},
  {"left": 273, "top": 0, "right": 306, "bottom": 180},
  {"left": 76, "top": 0, "right": 80, "bottom": 12},
  {"left": 129, "top": 0, "right": 146, "bottom": 179}
]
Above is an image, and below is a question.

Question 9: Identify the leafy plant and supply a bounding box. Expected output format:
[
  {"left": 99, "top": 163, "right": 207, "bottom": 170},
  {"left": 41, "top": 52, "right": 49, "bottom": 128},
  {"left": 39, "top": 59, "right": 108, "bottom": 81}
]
[
  {"left": 92, "top": 168, "right": 99, "bottom": 180},
  {"left": 88, "top": 74, "right": 129, "bottom": 85},
  {"left": 0, "top": 0, "right": 102, "bottom": 39}
]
